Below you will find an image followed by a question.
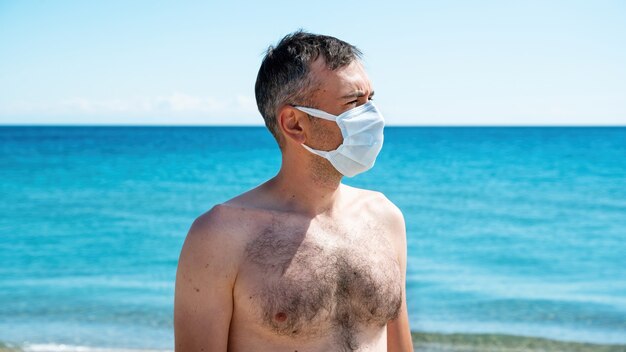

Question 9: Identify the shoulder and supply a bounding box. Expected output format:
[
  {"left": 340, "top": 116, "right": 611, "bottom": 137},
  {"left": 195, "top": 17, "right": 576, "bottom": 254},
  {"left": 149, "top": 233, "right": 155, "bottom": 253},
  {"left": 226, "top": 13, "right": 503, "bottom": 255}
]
[
  {"left": 372, "top": 191, "right": 403, "bottom": 219},
  {"left": 371, "top": 191, "right": 406, "bottom": 236},
  {"left": 175, "top": 204, "right": 246, "bottom": 349},
  {"left": 179, "top": 204, "right": 251, "bottom": 276},
  {"left": 190, "top": 203, "right": 242, "bottom": 235},
  {"left": 186, "top": 204, "right": 239, "bottom": 246},
  {"left": 347, "top": 186, "right": 405, "bottom": 229},
  {"left": 353, "top": 189, "right": 407, "bottom": 254}
]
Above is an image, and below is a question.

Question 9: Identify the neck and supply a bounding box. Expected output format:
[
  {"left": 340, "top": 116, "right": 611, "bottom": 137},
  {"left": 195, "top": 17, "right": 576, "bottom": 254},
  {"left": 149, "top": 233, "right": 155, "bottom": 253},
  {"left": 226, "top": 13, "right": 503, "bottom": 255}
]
[{"left": 265, "top": 149, "right": 343, "bottom": 217}]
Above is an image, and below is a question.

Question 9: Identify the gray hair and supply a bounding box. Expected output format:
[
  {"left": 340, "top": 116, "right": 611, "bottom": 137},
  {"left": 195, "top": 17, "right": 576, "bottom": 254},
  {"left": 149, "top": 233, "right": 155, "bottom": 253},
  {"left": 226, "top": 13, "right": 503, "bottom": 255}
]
[{"left": 254, "top": 30, "right": 362, "bottom": 148}]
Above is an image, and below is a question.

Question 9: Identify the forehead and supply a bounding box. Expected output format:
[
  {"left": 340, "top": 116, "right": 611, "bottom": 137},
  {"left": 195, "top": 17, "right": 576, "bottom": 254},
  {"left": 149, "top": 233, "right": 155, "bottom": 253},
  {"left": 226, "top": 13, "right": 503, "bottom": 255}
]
[{"left": 309, "top": 58, "right": 372, "bottom": 99}]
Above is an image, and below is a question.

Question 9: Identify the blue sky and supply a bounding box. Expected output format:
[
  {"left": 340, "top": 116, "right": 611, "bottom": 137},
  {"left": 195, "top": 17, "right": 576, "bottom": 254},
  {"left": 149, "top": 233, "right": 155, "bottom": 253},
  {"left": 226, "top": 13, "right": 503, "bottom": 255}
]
[{"left": 1, "top": 0, "right": 625, "bottom": 125}]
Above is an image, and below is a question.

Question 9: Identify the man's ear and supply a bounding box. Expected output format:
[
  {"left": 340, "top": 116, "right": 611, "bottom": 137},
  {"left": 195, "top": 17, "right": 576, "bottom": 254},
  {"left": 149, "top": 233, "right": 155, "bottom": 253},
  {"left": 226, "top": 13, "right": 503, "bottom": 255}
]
[{"left": 277, "top": 105, "right": 310, "bottom": 145}]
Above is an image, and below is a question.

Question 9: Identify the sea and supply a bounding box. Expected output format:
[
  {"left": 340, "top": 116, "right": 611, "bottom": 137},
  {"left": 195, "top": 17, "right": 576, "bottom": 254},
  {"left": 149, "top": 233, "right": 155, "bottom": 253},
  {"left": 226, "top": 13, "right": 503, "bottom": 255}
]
[{"left": 0, "top": 126, "right": 625, "bottom": 351}]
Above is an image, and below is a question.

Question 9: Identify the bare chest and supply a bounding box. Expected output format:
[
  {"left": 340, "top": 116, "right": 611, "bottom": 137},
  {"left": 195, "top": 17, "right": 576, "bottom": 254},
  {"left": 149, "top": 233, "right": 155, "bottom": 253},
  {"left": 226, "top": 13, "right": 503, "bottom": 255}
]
[{"left": 235, "top": 217, "right": 402, "bottom": 349}]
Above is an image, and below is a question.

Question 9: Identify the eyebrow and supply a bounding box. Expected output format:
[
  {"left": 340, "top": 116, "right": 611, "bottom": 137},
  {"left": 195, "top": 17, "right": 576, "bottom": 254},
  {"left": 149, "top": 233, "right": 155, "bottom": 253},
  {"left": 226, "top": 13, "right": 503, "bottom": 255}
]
[{"left": 340, "top": 90, "right": 375, "bottom": 99}]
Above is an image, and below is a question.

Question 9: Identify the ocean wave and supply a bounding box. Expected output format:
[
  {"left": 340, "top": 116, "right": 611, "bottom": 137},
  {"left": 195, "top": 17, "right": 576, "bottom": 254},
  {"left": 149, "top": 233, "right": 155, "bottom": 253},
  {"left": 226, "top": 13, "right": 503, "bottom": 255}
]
[
  {"left": 21, "top": 345, "right": 170, "bottom": 352},
  {"left": 2, "top": 333, "right": 625, "bottom": 352}
]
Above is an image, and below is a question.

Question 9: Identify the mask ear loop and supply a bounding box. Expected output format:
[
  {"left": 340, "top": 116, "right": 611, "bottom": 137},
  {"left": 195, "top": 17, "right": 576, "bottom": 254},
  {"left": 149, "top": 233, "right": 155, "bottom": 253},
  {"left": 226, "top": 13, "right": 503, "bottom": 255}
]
[
  {"left": 293, "top": 108, "right": 343, "bottom": 143},
  {"left": 291, "top": 108, "right": 336, "bottom": 158},
  {"left": 300, "top": 112, "right": 331, "bottom": 158},
  {"left": 301, "top": 142, "right": 332, "bottom": 158},
  {"left": 292, "top": 106, "right": 338, "bottom": 121},
  {"left": 292, "top": 106, "right": 348, "bottom": 161}
]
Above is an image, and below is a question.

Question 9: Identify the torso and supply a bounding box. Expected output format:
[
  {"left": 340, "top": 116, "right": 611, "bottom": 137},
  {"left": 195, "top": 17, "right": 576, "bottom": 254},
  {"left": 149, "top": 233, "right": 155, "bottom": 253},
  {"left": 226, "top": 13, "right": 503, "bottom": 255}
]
[{"left": 221, "top": 186, "right": 402, "bottom": 351}]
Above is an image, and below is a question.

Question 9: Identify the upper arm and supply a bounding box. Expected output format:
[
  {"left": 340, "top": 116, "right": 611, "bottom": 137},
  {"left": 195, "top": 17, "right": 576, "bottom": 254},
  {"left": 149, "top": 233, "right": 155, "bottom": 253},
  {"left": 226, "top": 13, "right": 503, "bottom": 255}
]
[
  {"left": 174, "top": 206, "right": 240, "bottom": 352},
  {"left": 380, "top": 194, "right": 414, "bottom": 352}
]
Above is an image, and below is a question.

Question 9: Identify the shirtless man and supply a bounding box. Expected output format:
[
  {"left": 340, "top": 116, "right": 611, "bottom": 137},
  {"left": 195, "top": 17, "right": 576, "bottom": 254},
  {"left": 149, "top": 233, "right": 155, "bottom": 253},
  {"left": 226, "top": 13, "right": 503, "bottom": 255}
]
[{"left": 174, "top": 31, "right": 413, "bottom": 351}]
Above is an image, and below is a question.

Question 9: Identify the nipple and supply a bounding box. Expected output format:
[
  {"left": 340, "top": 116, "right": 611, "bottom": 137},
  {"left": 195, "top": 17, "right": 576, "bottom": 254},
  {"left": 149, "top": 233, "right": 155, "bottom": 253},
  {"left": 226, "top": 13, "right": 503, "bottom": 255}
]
[{"left": 274, "top": 312, "right": 287, "bottom": 322}]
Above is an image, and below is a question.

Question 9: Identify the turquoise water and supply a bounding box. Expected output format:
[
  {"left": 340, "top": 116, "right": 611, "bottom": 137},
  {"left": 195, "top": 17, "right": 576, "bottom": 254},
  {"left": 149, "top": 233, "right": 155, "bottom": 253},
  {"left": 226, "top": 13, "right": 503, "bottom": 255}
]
[{"left": 0, "top": 126, "right": 625, "bottom": 350}]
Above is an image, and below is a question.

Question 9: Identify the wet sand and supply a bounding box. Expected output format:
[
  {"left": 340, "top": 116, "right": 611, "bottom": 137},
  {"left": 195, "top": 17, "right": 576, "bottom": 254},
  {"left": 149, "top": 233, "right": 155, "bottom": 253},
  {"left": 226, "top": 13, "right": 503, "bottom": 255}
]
[{"left": 412, "top": 332, "right": 626, "bottom": 352}]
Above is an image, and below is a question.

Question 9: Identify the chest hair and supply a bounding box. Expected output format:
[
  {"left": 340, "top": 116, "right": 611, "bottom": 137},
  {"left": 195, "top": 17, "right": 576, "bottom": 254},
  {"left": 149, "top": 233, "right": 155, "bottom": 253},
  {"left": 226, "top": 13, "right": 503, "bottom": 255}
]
[{"left": 244, "top": 219, "right": 402, "bottom": 350}]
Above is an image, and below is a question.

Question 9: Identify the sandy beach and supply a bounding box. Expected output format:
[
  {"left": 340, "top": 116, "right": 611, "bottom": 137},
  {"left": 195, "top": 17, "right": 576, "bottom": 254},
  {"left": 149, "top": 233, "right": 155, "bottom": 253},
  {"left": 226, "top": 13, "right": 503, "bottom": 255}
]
[{"left": 411, "top": 332, "right": 626, "bottom": 352}]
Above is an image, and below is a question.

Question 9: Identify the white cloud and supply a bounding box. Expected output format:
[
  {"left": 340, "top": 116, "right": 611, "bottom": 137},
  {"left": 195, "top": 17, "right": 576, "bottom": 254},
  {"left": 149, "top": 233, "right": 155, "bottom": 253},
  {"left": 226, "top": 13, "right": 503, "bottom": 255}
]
[
  {"left": 151, "top": 93, "right": 224, "bottom": 113},
  {"left": 5, "top": 92, "right": 624, "bottom": 125},
  {"left": 0, "top": 92, "right": 259, "bottom": 119}
]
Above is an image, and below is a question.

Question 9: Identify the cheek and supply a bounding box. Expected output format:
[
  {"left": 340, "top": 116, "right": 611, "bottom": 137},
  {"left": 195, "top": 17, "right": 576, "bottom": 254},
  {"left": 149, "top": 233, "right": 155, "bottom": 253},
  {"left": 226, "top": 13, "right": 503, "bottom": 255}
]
[{"left": 318, "top": 121, "right": 343, "bottom": 146}]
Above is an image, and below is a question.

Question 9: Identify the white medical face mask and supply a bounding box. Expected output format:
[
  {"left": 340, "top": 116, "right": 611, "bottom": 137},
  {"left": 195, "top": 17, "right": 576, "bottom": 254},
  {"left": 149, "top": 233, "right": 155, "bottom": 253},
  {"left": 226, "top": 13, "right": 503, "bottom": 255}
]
[{"left": 293, "top": 101, "right": 385, "bottom": 177}]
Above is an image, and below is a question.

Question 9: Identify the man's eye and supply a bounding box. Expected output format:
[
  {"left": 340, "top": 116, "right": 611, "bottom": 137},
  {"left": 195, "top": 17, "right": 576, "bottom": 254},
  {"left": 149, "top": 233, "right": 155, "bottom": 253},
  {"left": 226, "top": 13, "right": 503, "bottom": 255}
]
[{"left": 346, "top": 96, "right": 373, "bottom": 105}]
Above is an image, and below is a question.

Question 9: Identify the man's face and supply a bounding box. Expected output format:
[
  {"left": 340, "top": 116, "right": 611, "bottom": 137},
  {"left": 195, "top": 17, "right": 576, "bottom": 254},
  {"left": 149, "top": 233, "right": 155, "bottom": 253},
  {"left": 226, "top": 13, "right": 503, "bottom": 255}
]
[{"left": 303, "top": 58, "right": 375, "bottom": 152}]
